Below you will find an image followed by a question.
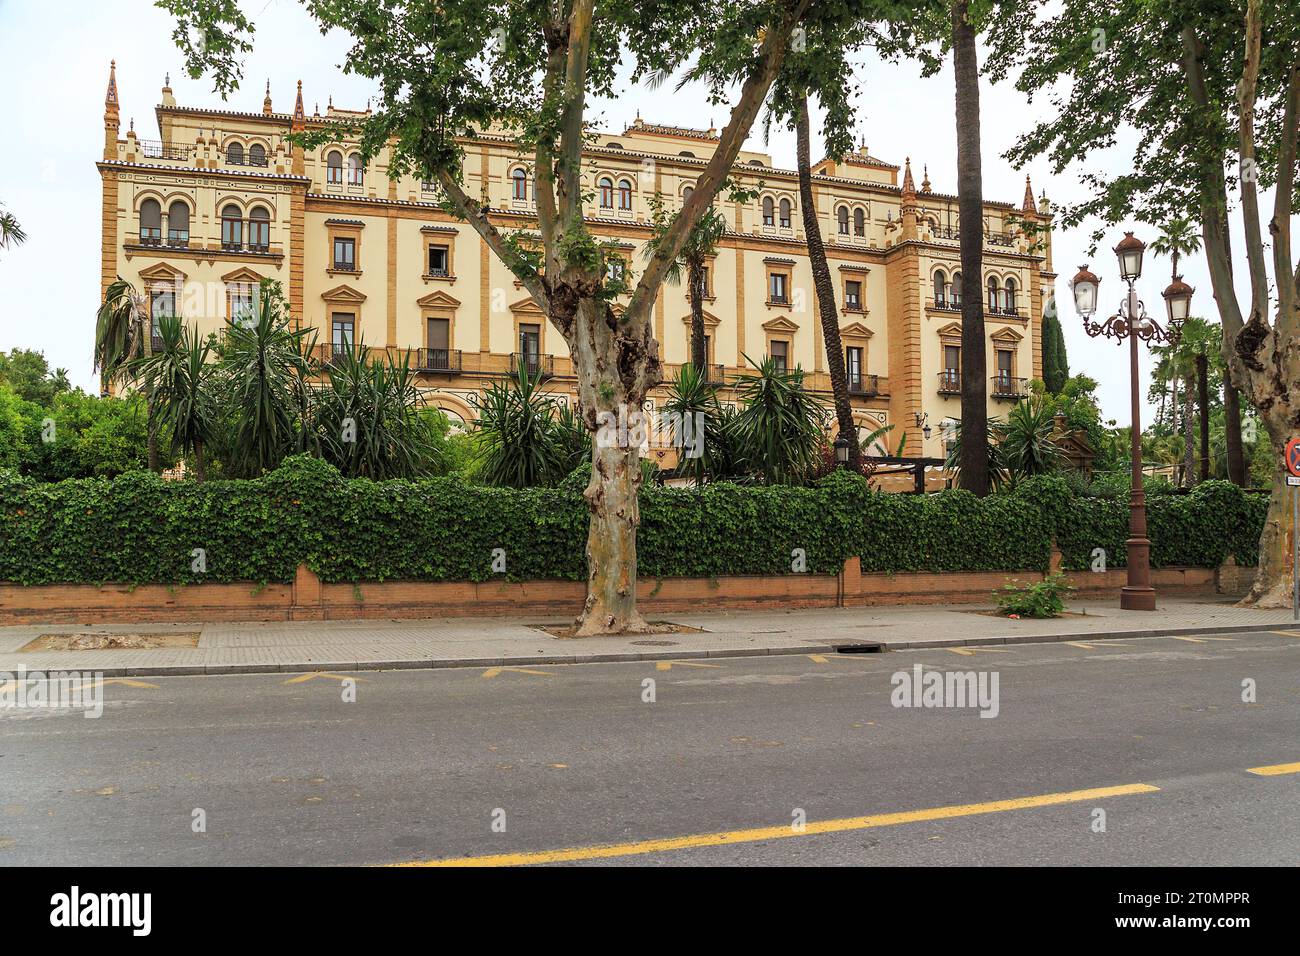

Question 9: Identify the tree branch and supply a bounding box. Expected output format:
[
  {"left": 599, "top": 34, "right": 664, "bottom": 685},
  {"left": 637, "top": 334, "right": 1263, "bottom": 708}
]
[
  {"left": 1236, "top": 0, "right": 1272, "bottom": 330},
  {"left": 435, "top": 168, "right": 551, "bottom": 310},
  {"left": 626, "top": 0, "right": 813, "bottom": 324},
  {"left": 1272, "top": 60, "right": 1300, "bottom": 337},
  {"left": 556, "top": 0, "right": 594, "bottom": 236},
  {"left": 535, "top": 18, "right": 569, "bottom": 278}
]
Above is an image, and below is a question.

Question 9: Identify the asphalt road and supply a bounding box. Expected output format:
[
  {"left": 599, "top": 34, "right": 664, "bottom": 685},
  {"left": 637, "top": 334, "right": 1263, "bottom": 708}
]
[{"left": 1, "top": 630, "right": 1297, "bottom": 866}]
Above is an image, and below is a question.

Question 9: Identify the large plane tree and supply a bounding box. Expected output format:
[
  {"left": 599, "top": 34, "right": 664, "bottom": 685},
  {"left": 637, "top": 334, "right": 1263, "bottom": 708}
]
[{"left": 163, "top": 0, "right": 915, "bottom": 633}]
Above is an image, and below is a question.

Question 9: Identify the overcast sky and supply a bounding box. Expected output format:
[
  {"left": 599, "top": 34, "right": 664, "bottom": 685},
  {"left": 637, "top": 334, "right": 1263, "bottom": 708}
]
[{"left": 0, "top": 0, "right": 1274, "bottom": 427}]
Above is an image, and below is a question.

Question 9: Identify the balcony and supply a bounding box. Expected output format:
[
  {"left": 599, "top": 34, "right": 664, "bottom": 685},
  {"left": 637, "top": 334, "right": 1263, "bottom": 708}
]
[
  {"left": 417, "top": 348, "right": 462, "bottom": 373},
  {"left": 991, "top": 375, "right": 1029, "bottom": 401},
  {"left": 938, "top": 370, "right": 961, "bottom": 395},
  {"left": 848, "top": 373, "right": 879, "bottom": 397},
  {"left": 511, "top": 352, "right": 554, "bottom": 379},
  {"left": 312, "top": 343, "right": 351, "bottom": 368},
  {"left": 150, "top": 334, "right": 166, "bottom": 354},
  {"left": 224, "top": 150, "right": 269, "bottom": 168},
  {"left": 139, "top": 140, "right": 192, "bottom": 161},
  {"left": 931, "top": 296, "right": 961, "bottom": 311}
]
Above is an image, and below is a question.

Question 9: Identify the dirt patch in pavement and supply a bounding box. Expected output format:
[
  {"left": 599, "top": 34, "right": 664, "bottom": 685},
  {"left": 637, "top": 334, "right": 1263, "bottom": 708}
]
[
  {"left": 531, "top": 621, "right": 705, "bottom": 639},
  {"left": 21, "top": 632, "right": 201, "bottom": 652}
]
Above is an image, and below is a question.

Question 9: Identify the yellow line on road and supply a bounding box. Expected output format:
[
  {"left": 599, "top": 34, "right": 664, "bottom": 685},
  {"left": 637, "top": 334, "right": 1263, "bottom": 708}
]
[
  {"left": 481, "top": 667, "right": 554, "bottom": 679},
  {"left": 944, "top": 647, "right": 1010, "bottom": 656},
  {"left": 1268, "top": 630, "right": 1300, "bottom": 638},
  {"left": 393, "top": 782, "right": 1160, "bottom": 868},
  {"left": 1169, "top": 636, "right": 1236, "bottom": 644},
  {"left": 0, "top": 676, "right": 157, "bottom": 693},
  {"left": 1064, "top": 641, "right": 1132, "bottom": 650},
  {"left": 282, "top": 672, "right": 370, "bottom": 684},
  {"left": 1247, "top": 762, "right": 1300, "bottom": 776},
  {"left": 655, "top": 660, "right": 722, "bottom": 671},
  {"left": 807, "top": 654, "right": 829, "bottom": 663}
]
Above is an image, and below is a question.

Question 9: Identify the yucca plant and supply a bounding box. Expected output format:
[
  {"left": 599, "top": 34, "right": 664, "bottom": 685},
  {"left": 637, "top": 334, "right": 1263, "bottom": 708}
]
[
  {"left": 472, "top": 364, "right": 571, "bottom": 488},
  {"left": 315, "top": 342, "right": 438, "bottom": 479},
  {"left": 945, "top": 416, "right": 1009, "bottom": 491},
  {"left": 998, "top": 395, "right": 1063, "bottom": 484},
  {"left": 95, "top": 278, "right": 160, "bottom": 471},
  {"left": 217, "top": 282, "right": 315, "bottom": 478},
  {"left": 729, "top": 354, "right": 829, "bottom": 485},
  {"left": 130, "top": 315, "right": 217, "bottom": 480},
  {"left": 660, "top": 362, "right": 727, "bottom": 486}
]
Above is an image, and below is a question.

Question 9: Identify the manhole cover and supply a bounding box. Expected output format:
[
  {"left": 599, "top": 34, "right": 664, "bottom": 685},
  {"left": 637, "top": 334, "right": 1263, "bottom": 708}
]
[
  {"left": 22, "top": 632, "right": 201, "bottom": 652},
  {"left": 631, "top": 640, "right": 679, "bottom": 647}
]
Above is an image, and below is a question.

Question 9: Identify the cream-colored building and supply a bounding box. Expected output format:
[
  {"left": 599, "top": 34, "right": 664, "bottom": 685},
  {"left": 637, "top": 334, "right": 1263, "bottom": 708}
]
[{"left": 97, "top": 63, "right": 1056, "bottom": 464}]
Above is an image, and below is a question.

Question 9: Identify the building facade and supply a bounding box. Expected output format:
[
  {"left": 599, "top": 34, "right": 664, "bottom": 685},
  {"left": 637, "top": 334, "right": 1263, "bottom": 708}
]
[{"left": 97, "top": 63, "right": 1057, "bottom": 464}]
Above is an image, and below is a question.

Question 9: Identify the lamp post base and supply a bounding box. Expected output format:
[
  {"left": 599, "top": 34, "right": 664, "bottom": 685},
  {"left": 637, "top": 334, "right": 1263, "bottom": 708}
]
[{"left": 1120, "top": 586, "right": 1156, "bottom": 611}]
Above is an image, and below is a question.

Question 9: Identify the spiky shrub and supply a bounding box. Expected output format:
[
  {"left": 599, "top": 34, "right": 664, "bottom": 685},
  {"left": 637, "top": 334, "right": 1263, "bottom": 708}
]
[
  {"left": 314, "top": 342, "right": 440, "bottom": 479},
  {"left": 472, "top": 364, "right": 573, "bottom": 489},
  {"left": 659, "top": 362, "right": 729, "bottom": 486},
  {"left": 130, "top": 315, "right": 217, "bottom": 480},
  {"left": 727, "top": 356, "right": 829, "bottom": 486}
]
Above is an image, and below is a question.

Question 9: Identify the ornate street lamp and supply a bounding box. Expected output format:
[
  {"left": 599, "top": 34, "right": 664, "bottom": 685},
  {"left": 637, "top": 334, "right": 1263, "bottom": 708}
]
[
  {"left": 1070, "top": 232, "right": 1190, "bottom": 611},
  {"left": 834, "top": 433, "right": 851, "bottom": 469},
  {"left": 914, "top": 411, "right": 932, "bottom": 440}
]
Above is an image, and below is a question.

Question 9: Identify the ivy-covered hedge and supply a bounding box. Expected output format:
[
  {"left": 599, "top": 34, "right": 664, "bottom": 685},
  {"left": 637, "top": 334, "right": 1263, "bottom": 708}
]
[{"left": 0, "top": 458, "right": 1267, "bottom": 586}]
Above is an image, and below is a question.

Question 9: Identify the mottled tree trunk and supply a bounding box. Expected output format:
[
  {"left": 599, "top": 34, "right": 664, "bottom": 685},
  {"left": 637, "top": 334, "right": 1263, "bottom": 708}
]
[
  {"left": 1181, "top": 377, "right": 1195, "bottom": 486},
  {"left": 953, "top": 0, "right": 989, "bottom": 495},
  {"left": 795, "top": 92, "right": 858, "bottom": 466},
  {"left": 1196, "top": 353, "right": 1210, "bottom": 482}
]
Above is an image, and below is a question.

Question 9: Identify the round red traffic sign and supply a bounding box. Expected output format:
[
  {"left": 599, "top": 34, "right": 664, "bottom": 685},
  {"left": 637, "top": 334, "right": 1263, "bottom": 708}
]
[{"left": 1287, "top": 437, "right": 1300, "bottom": 477}]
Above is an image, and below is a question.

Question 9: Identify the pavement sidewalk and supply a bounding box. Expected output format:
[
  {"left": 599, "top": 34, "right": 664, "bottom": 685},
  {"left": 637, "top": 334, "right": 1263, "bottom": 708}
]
[{"left": 0, "top": 596, "right": 1296, "bottom": 677}]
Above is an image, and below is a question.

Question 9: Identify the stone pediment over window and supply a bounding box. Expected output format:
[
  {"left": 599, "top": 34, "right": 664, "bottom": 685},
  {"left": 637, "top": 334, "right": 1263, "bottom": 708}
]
[
  {"left": 509, "top": 295, "right": 545, "bottom": 317},
  {"left": 680, "top": 309, "right": 721, "bottom": 329},
  {"left": 139, "top": 261, "right": 188, "bottom": 283},
  {"left": 221, "top": 266, "right": 264, "bottom": 285},
  {"left": 416, "top": 290, "right": 462, "bottom": 310},
  {"left": 321, "top": 284, "right": 367, "bottom": 304},
  {"left": 990, "top": 325, "right": 1024, "bottom": 344},
  {"left": 761, "top": 315, "right": 800, "bottom": 334},
  {"left": 839, "top": 321, "right": 873, "bottom": 340}
]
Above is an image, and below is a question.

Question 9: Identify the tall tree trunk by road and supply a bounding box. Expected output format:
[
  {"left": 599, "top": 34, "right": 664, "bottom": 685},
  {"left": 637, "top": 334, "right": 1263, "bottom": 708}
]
[
  {"left": 1196, "top": 353, "right": 1210, "bottom": 482},
  {"left": 1223, "top": 374, "right": 1247, "bottom": 486},
  {"left": 953, "top": 0, "right": 988, "bottom": 494},
  {"left": 687, "top": 257, "right": 707, "bottom": 371},
  {"left": 795, "top": 92, "right": 858, "bottom": 466},
  {"left": 1182, "top": 377, "right": 1195, "bottom": 486}
]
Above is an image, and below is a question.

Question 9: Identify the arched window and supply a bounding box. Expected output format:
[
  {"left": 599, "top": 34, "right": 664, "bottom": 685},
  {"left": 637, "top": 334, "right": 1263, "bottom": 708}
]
[
  {"left": 347, "top": 153, "right": 364, "bottom": 186},
  {"left": 226, "top": 142, "right": 245, "bottom": 165},
  {"left": 762, "top": 196, "right": 775, "bottom": 227},
  {"left": 836, "top": 206, "right": 849, "bottom": 235},
  {"left": 249, "top": 143, "right": 267, "bottom": 166},
  {"left": 987, "top": 276, "right": 1001, "bottom": 313},
  {"left": 853, "top": 208, "right": 866, "bottom": 237},
  {"left": 778, "top": 198, "right": 791, "bottom": 228},
  {"left": 682, "top": 185, "right": 694, "bottom": 204},
  {"left": 248, "top": 206, "right": 271, "bottom": 251},
  {"left": 951, "top": 271, "right": 962, "bottom": 307},
  {"left": 1004, "top": 278, "right": 1018, "bottom": 314},
  {"left": 512, "top": 167, "right": 528, "bottom": 201},
  {"left": 139, "top": 199, "right": 162, "bottom": 244},
  {"left": 598, "top": 176, "right": 614, "bottom": 209},
  {"left": 933, "top": 270, "right": 947, "bottom": 308},
  {"left": 617, "top": 179, "right": 633, "bottom": 211},
  {"left": 167, "top": 201, "right": 190, "bottom": 245},
  {"left": 326, "top": 150, "right": 343, "bottom": 184},
  {"left": 220, "top": 204, "right": 243, "bottom": 249}
]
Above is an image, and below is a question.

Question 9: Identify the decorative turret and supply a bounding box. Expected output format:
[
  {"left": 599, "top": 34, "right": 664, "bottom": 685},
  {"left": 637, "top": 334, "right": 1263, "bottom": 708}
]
[
  {"left": 103, "top": 60, "right": 120, "bottom": 160},
  {"left": 292, "top": 80, "right": 306, "bottom": 175},
  {"left": 920, "top": 164, "right": 931, "bottom": 194},
  {"left": 264, "top": 79, "right": 273, "bottom": 115},
  {"left": 1022, "top": 174, "right": 1036, "bottom": 215},
  {"left": 161, "top": 72, "right": 176, "bottom": 108},
  {"left": 899, "top": 157, "right": 918, "bottom": 241},
  {"left": 901, "top": 156, "right": 916, "bottom": 198}
]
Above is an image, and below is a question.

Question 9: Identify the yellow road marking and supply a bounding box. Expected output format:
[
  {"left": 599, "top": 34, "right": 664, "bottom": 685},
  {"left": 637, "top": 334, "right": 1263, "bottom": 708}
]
[
  {"left": 392, "top": 782, "right": 1160, "bottom": 867},
  {"left": 1064, "top": 641, "right": 1132, "bottom": 650},
  {"left": 944, "top": 647, "right": 1010, "bottom": 656},
  {"left": 481, "top": 667, "right": 554, "bottom": 679},
  {"left": 1268, "top": 630, "right": 1300, "bottom": 638},
  {"left": 807, "top": 654, "right": 829, "bottom": 663},
  {"left": 1170, "top": 636, "right": 1235, "bottom": 644},
  {"left": 0, "top": 676, "right": 157, "bottom": 693},
  {"left": 283, "top": 672, "right": 370, "bottom": 684},
  {"left": 1247, "top": 762, "right": 1300, "bottom": 776},
  {"left": 655, "top": 660, "right": 722, "bottom": 671}
]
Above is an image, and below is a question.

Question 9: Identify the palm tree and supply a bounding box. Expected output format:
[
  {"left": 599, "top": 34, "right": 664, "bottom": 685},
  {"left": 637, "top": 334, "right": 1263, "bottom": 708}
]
[
  {"left": 472, "top": 363, "right": 572, "bottom": 488},
  {"left": 642, "top": 194, "right": 725, "bottom": 372},
  {"left": 95, "top": 278, "right": 160, "bottom": 471},
  {"left": 952, "top": 0, "right": 990, "bottom": 495},
  {"left": 998, "top": 395, "right": 1063, "bottom": 482},
  {"left": 660, "top": 362, "right": 724, "bottom": 486},
  {"left": 0, "top": 204, "right": 26, "bottom": 255},
  {"left": 794, "top": 91, "right": 860, "bottom": 469},
  {"left": 131, "top": 315, "right": 217, "bottom": 480},
  {"left": 729, "top": 355, "right": 828, "bottom": 485},
  {"left": 217, "top": 282, "right": 315, "bottom": 478}
]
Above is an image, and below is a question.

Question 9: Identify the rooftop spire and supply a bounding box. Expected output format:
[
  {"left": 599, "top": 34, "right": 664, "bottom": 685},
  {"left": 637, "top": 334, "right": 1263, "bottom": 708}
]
[
  {"left": 263, "top": 78, "right": 273, "bottom": 115},
  {"left": 901, "top": 156, "right": 916, "bottom": 196},
  {"left": 1022, "top": 174, "right": 1035, "bottom": 213},
  {"left": 921, "top": 164, "right": 931, "bottom": 193},
  {"left": 292, "top": 80, "right": 305, "bottom": 131},
  {"left": 105, "top": 60, "right": 119, "bottom": 109}
]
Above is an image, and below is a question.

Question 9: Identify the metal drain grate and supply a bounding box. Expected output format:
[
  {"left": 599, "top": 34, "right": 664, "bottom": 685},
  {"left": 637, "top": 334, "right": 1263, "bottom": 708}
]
[
  {"left": 630, "top": 640, "right": 679, "bottom": 647},
  {"left": 834, "top": 641, "right": 885, "bottom": 654}
]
